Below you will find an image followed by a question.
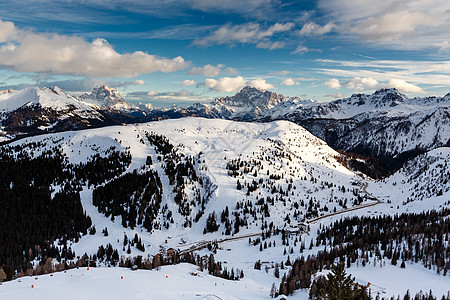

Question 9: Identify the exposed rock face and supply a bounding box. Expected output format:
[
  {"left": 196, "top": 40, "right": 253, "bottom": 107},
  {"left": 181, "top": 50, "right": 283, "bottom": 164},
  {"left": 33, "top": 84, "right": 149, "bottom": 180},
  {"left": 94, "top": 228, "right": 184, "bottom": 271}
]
[{"left": 78, "top": 85, "right": 134, "bottom": 110}]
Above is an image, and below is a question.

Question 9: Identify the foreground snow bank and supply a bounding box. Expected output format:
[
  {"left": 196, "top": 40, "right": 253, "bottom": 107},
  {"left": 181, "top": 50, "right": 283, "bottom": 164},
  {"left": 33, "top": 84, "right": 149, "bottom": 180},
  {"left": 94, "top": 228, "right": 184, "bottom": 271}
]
[{"left": 0, "top": 263, "right": 275, "bottom": 300}]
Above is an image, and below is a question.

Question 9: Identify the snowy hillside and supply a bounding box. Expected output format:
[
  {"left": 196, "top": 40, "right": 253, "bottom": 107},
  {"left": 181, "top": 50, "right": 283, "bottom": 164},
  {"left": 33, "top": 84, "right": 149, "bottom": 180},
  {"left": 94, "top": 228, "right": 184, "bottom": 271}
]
[
  {"left": 0, "top": 117, "right": 373, "bottom": 264},
  {"left": 369, "top": 147, "right": 450, "bottom": 207},
  {"left": 1, "top": 117, "right": 449, "bottom": 299},
  {"left": 4, "top": 117, "right": 364, "bottom": 252}
]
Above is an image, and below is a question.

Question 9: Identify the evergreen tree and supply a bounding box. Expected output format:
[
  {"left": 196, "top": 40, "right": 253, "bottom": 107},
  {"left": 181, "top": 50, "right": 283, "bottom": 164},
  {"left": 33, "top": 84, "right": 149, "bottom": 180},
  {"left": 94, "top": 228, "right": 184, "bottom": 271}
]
[
  {"left": 320, "top": 262, "right": 367, "bottom": 300},
  {"left": 270, "top": 283, "right": 277, "bottom": 298}
]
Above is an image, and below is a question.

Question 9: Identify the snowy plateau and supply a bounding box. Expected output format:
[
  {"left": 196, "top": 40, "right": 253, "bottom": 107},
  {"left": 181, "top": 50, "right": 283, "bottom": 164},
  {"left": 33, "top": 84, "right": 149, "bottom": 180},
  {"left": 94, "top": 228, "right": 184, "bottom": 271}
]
[{"left": 0, "top": 87, "right": 449, "bottom": 300}]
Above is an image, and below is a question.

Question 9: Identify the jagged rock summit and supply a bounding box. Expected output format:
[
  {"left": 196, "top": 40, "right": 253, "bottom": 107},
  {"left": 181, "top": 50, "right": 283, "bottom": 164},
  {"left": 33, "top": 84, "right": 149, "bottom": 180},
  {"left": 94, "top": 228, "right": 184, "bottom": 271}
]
[
  {"left": 78, "top": 85, "right": 134, "bottom": 110},
  {"left": 187, "top": 86, "right": 302, "bottom": 119},
  {"left": 214, "top": 86, "right": 290, "bottom": 109}
]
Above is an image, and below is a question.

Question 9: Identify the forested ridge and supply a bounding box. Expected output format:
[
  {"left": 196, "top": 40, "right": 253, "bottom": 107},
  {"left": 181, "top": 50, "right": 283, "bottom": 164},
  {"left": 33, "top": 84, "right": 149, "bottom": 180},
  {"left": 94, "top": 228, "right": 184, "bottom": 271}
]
[{"left": 0, "top": 142, "right": 131, "bottom": 279}]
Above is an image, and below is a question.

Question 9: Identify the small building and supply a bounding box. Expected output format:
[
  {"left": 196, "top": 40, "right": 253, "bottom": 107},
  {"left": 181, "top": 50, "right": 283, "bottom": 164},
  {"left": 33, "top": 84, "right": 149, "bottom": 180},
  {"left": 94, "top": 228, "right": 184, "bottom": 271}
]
[
  {"left": 298, "top": 222, "right": 309, "bottom": 232},
  {"left": 287, "top": 226, "right": 300, "bottom": 235}
]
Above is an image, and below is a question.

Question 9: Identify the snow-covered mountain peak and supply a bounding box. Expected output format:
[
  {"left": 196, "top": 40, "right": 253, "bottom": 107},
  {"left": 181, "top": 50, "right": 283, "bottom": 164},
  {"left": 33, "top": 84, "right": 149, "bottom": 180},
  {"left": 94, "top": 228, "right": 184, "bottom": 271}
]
[
  {"left": 369, "top": 88, "right": 407, "bottom": 107},
  {"left": 200, "top": 86, "right": 300, "bottom": 119},
  {"left": 213, "top": 86, "right": 290, "bottom": 108},
  {"left": 0, "top": 86, "right": 89, "bottom": 112},
  {"left": 339, "top": 88, "right": 406, "bottom": 110},
  {"left": 78, "top": 85, "right": 133, "bottom": 110},
  {"left": 240, "top": 85, "right": 267, "bottom": 94}
]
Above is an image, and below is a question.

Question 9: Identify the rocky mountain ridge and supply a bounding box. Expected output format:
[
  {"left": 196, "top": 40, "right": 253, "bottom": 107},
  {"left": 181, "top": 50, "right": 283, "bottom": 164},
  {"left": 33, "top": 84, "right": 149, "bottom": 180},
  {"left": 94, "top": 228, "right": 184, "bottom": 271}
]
[
  {"left": 78, "top": 85, "right": 136, "bottom": 111},
  {"left": 1, "top": 85, "right": 449, "bottom": 179}
]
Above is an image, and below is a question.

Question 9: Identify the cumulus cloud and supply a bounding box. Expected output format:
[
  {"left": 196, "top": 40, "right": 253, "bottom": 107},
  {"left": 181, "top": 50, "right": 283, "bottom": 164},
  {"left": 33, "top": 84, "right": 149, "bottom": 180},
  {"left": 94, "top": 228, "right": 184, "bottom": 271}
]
[
  {"left": 344, "top": 77, "right": 379, "bottom": 90},
  {"left": 352, "top": 11, "right": 441, "bottom": 41},
  {"left": 0, "top": 19, "right": 189, "bottom": 77},
  {"left": 318, "top": 0, "right": 450, "bottom": 49},
  {"left": 248, "top": 78, "right": 274, "bottom": 90},
  {"left": 134, "top": 79, "right": 146, "bottom": 86},
  {"left": 324, "top": 76, "right": 424, "bottom": 94},
  {"left": 324, "top": 78, "right": 341, "bottom": 89},
  {"left": 187, "top": 64, "right": 237, "bottom": 77},
  {"left": 298, "top": 22, "right": 335, "bottom": 36},
  {"left": 0, "top": 19, "right": 17, "bottom": 43},
  {"left": 202, "top": 76, "right": 273, "bottom": 92},
  {"left": 382, "top": 79, "right": 424, "bottom": 93},
  {"left": 182, "top": 79, "right": 196, "bottom": 86},
  {"left": 281, "top": 78, "right": 299, "bottom": 86},
  {"left": 193, "top": 22, "right": 294, "bottom": 48},
  {"left": 203, "top": 76, "right": 246, "bottom": 92}
]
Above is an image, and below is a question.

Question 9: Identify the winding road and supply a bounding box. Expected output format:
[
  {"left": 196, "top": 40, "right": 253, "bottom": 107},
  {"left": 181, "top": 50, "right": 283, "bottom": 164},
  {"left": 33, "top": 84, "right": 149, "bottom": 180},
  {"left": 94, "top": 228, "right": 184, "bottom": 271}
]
[{"left": 179, "top": 180, "right": 382, "bottom": 253}]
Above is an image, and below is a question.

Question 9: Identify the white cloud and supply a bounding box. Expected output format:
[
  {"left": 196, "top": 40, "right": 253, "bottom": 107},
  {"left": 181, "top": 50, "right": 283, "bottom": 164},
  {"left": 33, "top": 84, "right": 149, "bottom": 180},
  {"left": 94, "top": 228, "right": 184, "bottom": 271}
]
[
  {"left": 182, "top": 79, "right": 196, "bottom": 86},
  {"left": 0, "top": 19, "right": 189, "bottom": 77},
  {"left": 292, "top": 46, "right": 310, "bottom": 54},
  {"left": 203, "top": 76, "right": 247, "bottom": 92},
  {"left": 292, "top": 45, "right": 321, "bottom": 55},
  {"left": 193, "top": 22, "right": 294, "bottom": 47},
  {"left": 324, "top": 78, "right": 341, "bottom": 89},
  {"left": 133, "top": 79, "right": 145, "bottom": 85},
  {"left": 435, "top": 41, "right": 450, "bottom": 53},
  {"left": 315, "top": 59, "right": 450, "bottom": 89},
  {"left": 248, "top": 78, "right": 274, "bottom": 90},
  {"left": 0, "top": 19, "right": 16, "bottom": 43},
  {"left": 324, "top": 76, "right": 424, "bottom": 94},
  {"left": 344, "top": 77, "right": 379, "bottom": 90},
  {"left": 187, "top": 64, "right": 237, "bottom": 77},
  {"left": 318, "top": 0, "right": 450, "bottom": 49},
  {"left": 256, "top": 41, "right": 285, "bottom": 50},
  {"left": 382, "top": 79, "right": 424, "bottom": 93},
  {"left": 281, "top": 78, "right": 299, "bottom": 86},
  {"left": 352, "top": 11, "right": 441, "bottom": 42},
  {"left": 188, "top": 64, "right": 221, "bottom": 77},
  {"left": 202, "top": 76, "right": 273, "bottom": 92},
  {"left": 298, "top": 22, "right": 335, "bottom": 36}
]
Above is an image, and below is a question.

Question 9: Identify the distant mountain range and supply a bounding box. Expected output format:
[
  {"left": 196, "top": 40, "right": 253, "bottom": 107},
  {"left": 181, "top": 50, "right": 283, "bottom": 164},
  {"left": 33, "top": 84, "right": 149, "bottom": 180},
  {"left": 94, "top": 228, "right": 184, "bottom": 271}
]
[{"left": 1, "top": 84, "right": 449, "bottom": 176}]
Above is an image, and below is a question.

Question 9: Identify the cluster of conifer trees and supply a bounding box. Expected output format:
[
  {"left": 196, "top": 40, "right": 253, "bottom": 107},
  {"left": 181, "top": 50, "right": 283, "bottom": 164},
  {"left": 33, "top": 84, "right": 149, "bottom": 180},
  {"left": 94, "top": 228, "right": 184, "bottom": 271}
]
[
  {"left": 279, "top": 209, "right": 449, "bottom": 297},
  {"left": 146, "top": 131, "right": 211, "bottom": 226},
  {"left": 93, "top": 170, "right": 163, "bottom": 231},
  {"left": 0, "top": 143, "right": 131, "bottom": 280}
]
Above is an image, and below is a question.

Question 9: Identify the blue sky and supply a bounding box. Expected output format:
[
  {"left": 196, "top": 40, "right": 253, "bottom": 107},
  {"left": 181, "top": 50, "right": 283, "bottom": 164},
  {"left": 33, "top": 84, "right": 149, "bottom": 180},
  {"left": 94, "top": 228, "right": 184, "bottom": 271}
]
[{"left": 0, "top": 0, "right": 449, "bottom": 107}]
